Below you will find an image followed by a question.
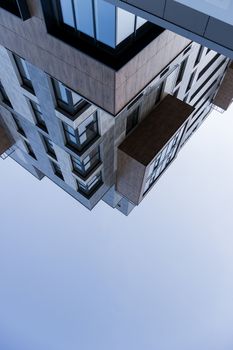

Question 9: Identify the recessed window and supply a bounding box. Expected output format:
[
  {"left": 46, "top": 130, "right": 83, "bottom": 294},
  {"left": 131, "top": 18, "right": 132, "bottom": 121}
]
[
  {"left": 63, "top": 111, "right": 98, "bottom": 152},
  {"left": 173, "top": 88, "right": 179, "bottom": 98},
  {"left": 0, "top": 80, "right": 12, "bottom": 107},
  {"left": 185, "top": 70, "right": 196, "bottom": 93},
  {"left": 126, "top": 107, "right": 139, "bottom": 135},
  {"left": 194, "top": 45, "right": 204, "bottom": 66},
  {"left": 13, "top": 54, "right": 34, "bottom": 93},
  {"left": 71, "top": 146, "right": 101, "bottom": 177},
  {"left": 77, "top": 172, "right": 102, "bottom": 197},
  {"left": 160, "top": 67, "right": 169, "bottom": 78},
  {"left": 43, "top": 136, "right": 57, "bottom": 159},
  {"left": 175, "top": 59, "right": 187, "bottom": 86},
  {"left": 51, "top": 161, "right": 64, "bottom": 180},
  {"left": 24, "top": 140, "right": 36, "bottom": 159},
  {"left": 41, "top": 0, "right": 163, "bottom": 69},
  {"left": 183, "top": 45, "right": 192, "bottom": 55},
  {"left": 197, "top": 53, "right": 221, "bottom": 80},
  {"left": 52, "top": 79, "right": 88, "bottom": 115},
  {"left": 154, "top": 82, "right": 164, "bottom": 106},
  {"left": 0, "top": 0, "right": 30, "bottom": 20},
  {"left": 190, "top": 59, "right": 226, "bottom": 103},
  {"left": 31, "top": 100, "right": 47, "bottom": 131},
  {"left": 12, "top": 114, "right": 26, "bottom": 137}
]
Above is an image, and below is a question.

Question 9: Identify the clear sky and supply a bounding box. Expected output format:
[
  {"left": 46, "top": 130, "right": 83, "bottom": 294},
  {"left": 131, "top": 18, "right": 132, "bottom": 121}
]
[{"left": 0, "top": 106, "right": 233, "bottom": 350}]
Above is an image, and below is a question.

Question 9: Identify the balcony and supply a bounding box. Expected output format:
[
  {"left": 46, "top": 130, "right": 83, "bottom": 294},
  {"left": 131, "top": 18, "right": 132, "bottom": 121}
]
[
  {"left": 116, "top": 95, "right": 194, "bottom": 205},
  {"left": 213, "top": 62, "right": 233, "bottom": 111}
]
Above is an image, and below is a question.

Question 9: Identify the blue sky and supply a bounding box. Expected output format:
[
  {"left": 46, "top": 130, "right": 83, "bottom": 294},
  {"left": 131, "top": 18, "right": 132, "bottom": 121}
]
[{"left": 0, "top": 107, "right": 233, "bottom": 350}]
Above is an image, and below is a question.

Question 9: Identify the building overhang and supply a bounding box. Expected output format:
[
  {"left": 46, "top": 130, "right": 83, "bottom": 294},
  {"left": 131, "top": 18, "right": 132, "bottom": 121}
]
[
  {"left": 0, "top": 123, "right": 14, "bottom": 156},
  {"left": 116, "top": 95, "right": 194, "bottom": 204},
  {"left": 213, "top": 62, "right": 233, "bottom": 111}
]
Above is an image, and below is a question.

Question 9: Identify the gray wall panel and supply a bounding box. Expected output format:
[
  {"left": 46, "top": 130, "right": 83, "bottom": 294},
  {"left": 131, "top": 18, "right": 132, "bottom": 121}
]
[
  {"left": 164, "top": 0, "right": 209, "bottom": 35},
  {"left": 205, "top": 18, "right": 233, "bottom": 51},
  {"left": 126, "top": 0, "right": 166, "bottom": 17}
]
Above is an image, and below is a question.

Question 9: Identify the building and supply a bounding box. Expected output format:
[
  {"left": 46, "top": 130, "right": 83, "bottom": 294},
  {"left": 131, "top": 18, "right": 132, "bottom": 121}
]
[{"left": 0, "top": 0, "right": 231, "bottom": 215}]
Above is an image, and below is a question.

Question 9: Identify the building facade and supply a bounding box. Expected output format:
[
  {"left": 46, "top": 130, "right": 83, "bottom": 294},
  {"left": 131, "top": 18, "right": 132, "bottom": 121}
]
[{"left": 0, "top": 0, "right": 231, "bottom": 215}]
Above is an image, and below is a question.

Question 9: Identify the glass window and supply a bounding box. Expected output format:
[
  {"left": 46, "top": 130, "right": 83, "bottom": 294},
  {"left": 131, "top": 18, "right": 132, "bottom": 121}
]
[
  {"left": 136, "top": 16, "right": 147, "bottom": 30},
  {"left": 144, "top": 126, "right": 186, "bottom": 195},
  {"left": 56, "top": 0, "right": 147, "bottom": 49},
  {"left": 52, "top": 79, "right": 86, "bottom": 115},
  {"left": 51, "top": 161, "right": 64, "bottom": 180},
  {"left": 116, "top": 7, "right": 135, "bottom": 45},
  {"left": 12, "top": 114, "right": 26, "bottom": 137},
  {"left": 175, "top": 59, "right": 187, "bottom": 86},
  {"left": 186, "top": 70, "right": 196, "bottom": 93},
  {"left": 31, "top": 101, "right": 47, "bottom": 131},
  {"left": 13, "top": 54, "right": 34, "bottom": 92},
  {"left": 195, "top": 45, "right": 204, "bottom": 66},
  {"left": 95, "top": 0, "right": 116, "bottom": 47},
  {"left": 77, "top": 171, "right": 102, "bottom": 196},
  {"left": 71, "top": 146, "right": 100, "bottom": 176},
  {"left": 126, "top": 107, "right": 139, "bottom": 135},
  {"left": 63, "top": 111, "right": 98, "bottom": 151},
  {"left": 59, "top": 0, "right": 75, "bottom": 27},
  {"left": 154, "top": 82, "right": 164, "bottom": 106},
  {"left": 74, "top": 0, "right": 94, "bottom": 37},
  {"left": 43, "top": 136, "right": 57, "bottom": 159},
  {"left": 0, "top": 80, "right": 12, "bottom": 107},
  {"left": 24, "top": 140, "right": 36, "bottom": 159}
]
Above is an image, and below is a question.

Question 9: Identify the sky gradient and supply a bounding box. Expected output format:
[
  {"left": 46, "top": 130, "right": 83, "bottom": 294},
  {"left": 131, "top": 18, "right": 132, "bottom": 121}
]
[{"left": 0, "top": 107, "right": 233, "bottom": 350}]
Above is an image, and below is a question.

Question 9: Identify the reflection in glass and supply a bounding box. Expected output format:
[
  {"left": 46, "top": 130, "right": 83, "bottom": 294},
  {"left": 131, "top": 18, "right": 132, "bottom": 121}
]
[
  {"left": 74, "top": 0, "right": 94, "bottom": 37},
  {"left": 95, "top": 0, "right": 115, "bottom": 47},
  {"left": 116, "top": 8, "right": 135, "bottom": 45},
  {"left": 57, "top": 0, "right": 147, "bottom": 49},
  {"left": 136, "top": 16, "right": 147, "bottom": 30},
  {"left": 60, "top": 0, "right": 75, "bottom": 27}
]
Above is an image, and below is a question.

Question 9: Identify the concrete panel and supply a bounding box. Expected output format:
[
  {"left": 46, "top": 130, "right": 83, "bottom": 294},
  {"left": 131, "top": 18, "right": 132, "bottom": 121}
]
[
  {"left": 126, "top": 0, "right": 166, "bottom": 17},
  {"left": 213, "top": 62, "right": 233, "bottom": 110},
  {"left": 164, "top": 0, "right": 209, "bottom": 35},
  {"left": 115, "top": 31, "right": 191, "bottom": 112},
  {"left": 116, "top": 149, "right": 146, "bottom": 205}
]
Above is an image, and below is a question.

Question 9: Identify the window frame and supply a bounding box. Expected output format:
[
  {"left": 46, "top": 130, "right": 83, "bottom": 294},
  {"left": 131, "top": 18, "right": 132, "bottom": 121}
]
[
  {"left": 24, "top": 139, "right": 36, "bottom": 159},
  {"left": 77, "top": 171, "right": 102, "bottom": 197},
  {"left": 51, "top": 160, "right": 64, "bottom": 180},
  {"left": 42, "top": 135, "right": 57, "bottom": 159},
  {"left": 71, "top": 146, "right": 101, "bottom": 177},
  {"left": 0, "top": 80, "right": 12, "bottom": 107},
  {"left": 31, "top": 100, "right": 48, "bottom": 132},
  {"left": 12, "top": 113, "right": 26, "bottom": 137},
  {"left": 52, "top": 78, "right": 89, "bottom": 116},
  {"left": 55, "top": 0, "right": 147, "bottom": 49},
  {"left": 13, "top": 54, "right": 34, "bottom": 93},
  {"left": 41, "top": 0, "right": 161, "bottom": 70},
  {"left": 63, "top": 111, "right": 99, "bottom": 153}
]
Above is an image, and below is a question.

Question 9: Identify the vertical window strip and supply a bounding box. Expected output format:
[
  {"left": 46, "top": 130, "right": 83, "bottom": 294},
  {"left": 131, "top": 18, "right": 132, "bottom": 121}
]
[{"left": 58, "top": 0, "right": 147, "bottom": 48}]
